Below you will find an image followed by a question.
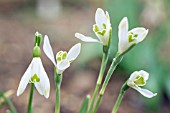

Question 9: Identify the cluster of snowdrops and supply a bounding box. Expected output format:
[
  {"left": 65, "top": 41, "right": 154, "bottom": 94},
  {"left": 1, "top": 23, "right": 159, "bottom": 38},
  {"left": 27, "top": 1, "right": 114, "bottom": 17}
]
[{"left": 16, "top": 8, "right": 157, "bottom": 113}]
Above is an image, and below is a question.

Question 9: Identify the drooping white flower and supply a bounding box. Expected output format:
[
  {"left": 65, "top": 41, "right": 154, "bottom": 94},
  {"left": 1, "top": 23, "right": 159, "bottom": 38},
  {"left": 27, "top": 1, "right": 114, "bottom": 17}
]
[
  {"left": 43, "top": 35, "right": 81, "bottom": 74},
  {"left": 127, "top": 70, "right": 157, "bottom": 98},
  {"left": 75, "top": 8, "right": 111, "bottom": 46},
  {"left": 17, "top": 58, "right": 50, "bottom": 98},
  {"left": 118, "top": 17, "right": 149, "bottom": 54}
]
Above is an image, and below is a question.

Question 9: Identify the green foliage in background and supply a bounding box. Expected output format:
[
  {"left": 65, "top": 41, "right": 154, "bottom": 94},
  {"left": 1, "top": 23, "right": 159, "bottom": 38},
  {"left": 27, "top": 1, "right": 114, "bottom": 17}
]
[
  {"left": 79, "top": 0, "right": 170, "bottom": 111},
  {"left": 105, "top": 0, "right": 170, "bottom": 111}
]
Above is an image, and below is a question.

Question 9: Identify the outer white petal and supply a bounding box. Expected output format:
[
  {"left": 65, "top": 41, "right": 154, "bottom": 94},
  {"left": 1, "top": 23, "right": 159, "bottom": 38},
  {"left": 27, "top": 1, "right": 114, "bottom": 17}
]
[
  {"left": 139, "top": 70, "right": 149, "bottom": 81},
  {"left": 129, "top": 28, "right": 148, "bottom": 44},
  {"left": 34, "top": 58, "right": 50, "bottom": 98},
  {"left": 67, "top": 43, "right": 81, "bottom": 61},
  {"left": 57, "top": 60, "right": 70, "bottom": 72},
  {"left": 128, "top": 71, "right": 139, "bottom": 81},
  {"left": 17, "top": 59, "right": 33, "bottom": 96},
  {"left": 95, "top": 8, "right": 107, "bottom": 30},
  {"left": 75, "top": 33, "right": 101, "bottom": 43},
  {"left": 118, "top": 17, "right": 129, "bottom": 54},
  {"left": 132, "top": 86, "right": 157, "bottom": 98},
  {"left": 105, "top": 11, "right": 111, "bottom": 30},
  {"left": 43, "top": 35, "right": 57, "bottom": 66}
]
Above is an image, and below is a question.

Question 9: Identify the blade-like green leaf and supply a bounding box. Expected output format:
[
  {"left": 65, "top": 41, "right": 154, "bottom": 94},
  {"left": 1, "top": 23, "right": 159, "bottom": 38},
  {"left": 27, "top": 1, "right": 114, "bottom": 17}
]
[{"left": 79, "top": 95, "right": 90, "bottom": 113}]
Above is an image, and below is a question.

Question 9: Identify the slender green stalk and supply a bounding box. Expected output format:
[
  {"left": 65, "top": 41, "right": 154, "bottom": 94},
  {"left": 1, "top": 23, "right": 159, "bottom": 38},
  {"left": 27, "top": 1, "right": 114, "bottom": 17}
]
[
  {"left": 27, "top": 83, "right": 34, "bottom": 113},
  {"left": 54, "top": 68, "right": 62, "bottom": 113},
  {"left": 93, "top": 56, "right": 123, "bottom": 113},
  {"left": 0, "top": 91, "right": 17, "bottom": 113},
  {"left": 112, "top": 82, "right": 129, "bottom": 113},
  {"left": 88, "top": 29, "right": 112, "bottom": 113},
  {"left": 88, "top": 52, "right": 108, "bottom": 113}
]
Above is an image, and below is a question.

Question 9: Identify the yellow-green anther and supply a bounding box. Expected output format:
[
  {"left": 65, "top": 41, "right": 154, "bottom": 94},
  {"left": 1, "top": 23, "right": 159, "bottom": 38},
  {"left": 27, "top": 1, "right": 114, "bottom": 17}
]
[
  {"left": 93, "top": 24, "right": 99, "bottom": 32},
  {"left": 102, "top": 23, "right": 106, "bottom": 29},
  {"left": 134, "top": 76, "right": 145, "bottom": 85},
  {"left": 33, "top": 46, "right": 41, "bottom": 57},
  {"left": 31, "top": 74, "right": 40, "bottom": 83},
  {"left": 62, "top": 52, "right": 67, "bottom": 60}
]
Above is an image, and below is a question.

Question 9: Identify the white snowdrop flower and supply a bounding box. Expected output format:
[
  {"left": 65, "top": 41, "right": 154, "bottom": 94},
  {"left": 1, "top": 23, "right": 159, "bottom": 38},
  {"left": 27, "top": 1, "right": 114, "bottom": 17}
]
[
  {"left": 17, "top": 57, "right": 50, "bottom": 98},
  {"left": 118, "top": 17, "right": 148, "bottom": 54},
  {"left": 75, "top": 8, "right": 111, "bottom": 46},
  {"left": 43, "top": 35, "right": 81, "bottom": 74},
  {"left": 127, "top": 70, "right": 157, "bottom": 98}
]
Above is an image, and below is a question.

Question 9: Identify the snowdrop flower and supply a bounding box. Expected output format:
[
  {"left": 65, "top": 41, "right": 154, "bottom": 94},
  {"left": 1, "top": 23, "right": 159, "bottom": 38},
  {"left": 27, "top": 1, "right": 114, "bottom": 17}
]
[
  {"left": 127, "top": 70, "right": 157, "bottom": 98},
  {"left": 43, "top": 35, "right": 81, "bottom": 74},
  {"left": 75, "top": 8, "right": 111, "bottom": 46},
  {"left": 17, "top": 39, "right": 50, "bottom": 98},
  {"left": 118, "top": 17, "right": 148, "bottom": 54}
]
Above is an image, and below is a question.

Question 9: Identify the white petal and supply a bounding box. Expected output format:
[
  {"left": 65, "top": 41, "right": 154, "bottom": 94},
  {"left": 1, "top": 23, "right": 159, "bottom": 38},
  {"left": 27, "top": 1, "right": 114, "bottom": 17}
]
[
  {"left": 95, "top": 8, "right": 107, "bottom": 30},
  {"left": 139, "top": 70, "right": 149, "bottom": 81},
  {"left": 118, "top": 17, "right": 129, "bottom": 54},
  {"left": 43, "top": 35, "right": 57, "bottom": 66},
  {"left": 57, "top": 60, "right": 70, "bottom": 72},
  {"left": 75, "top": 33, "right": 101, "bottom": 43},
  {"left": 17, "top": 59, "right": 33, "bottom": 96},
  {"left": 129, "top": 28, "right": 148, "bottom": 44},
  {"left": 35, "top": 59, "right": 50, "bottom": 98},
  {"left": 67, "top": 43, "right": 81, "bottom": 61},
  {"left": 132, "top": 86, "right": 157, "bottom": 98},
  {"left": 128, "top": 71, "right": 139, "bottom": 81}
]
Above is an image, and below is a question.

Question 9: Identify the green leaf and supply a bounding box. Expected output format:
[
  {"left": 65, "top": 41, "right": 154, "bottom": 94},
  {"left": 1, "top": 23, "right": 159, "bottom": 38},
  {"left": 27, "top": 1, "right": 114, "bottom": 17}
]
[{"left": 79, "top": 95, "right": 90, "bottom": 113}]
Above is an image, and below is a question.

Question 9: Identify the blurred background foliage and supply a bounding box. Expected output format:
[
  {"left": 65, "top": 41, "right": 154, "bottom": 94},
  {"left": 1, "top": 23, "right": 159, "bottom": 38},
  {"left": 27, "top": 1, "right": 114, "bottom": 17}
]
[{"left": 0, "top": 0, "right": 170, "bottom": 113}]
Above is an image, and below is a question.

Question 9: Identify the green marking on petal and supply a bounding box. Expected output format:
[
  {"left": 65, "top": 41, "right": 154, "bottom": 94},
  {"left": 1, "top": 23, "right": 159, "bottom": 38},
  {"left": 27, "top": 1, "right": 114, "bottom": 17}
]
[
  {"left": 134, "top": 75, "right": 145, "bottom": 86},
  {"left": 97, "top": 30, "right": 106, "bottom": 36},
  {"left": 62, "top": 52, "right": 67, "bottom": 60},
  {"left": 31, "top": 74, "right": 40, "bottom": 83},
  {"left": 93, "top": 24, "right": 99, "bottom": 32},
  {"left": 134, "top": 34, "right": 138, "bottom": 37},
  {"left": 128, "top": 32, "right": 138, "bottom": 42},
  {"left": 56, "top": 51, "right": 67, "bottom": 62},
  {"left": 57, "top": 57, "right": 62, "bottom": 62},
  {"left": 102, "top": 23, "right": 106, "bottom": 29}
]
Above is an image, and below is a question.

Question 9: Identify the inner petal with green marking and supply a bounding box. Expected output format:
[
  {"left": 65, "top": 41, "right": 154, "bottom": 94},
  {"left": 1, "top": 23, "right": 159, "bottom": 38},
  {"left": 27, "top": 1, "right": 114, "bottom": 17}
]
[
  {"left": 134, "top": 75, "right": 145, "bottom": 86},
  {"left": 30, "top": 74, "right": 40, "bottom": 83},
  {"left": 128, "top": 32, "right": 138, "bottom": 42},
  {"left": 56, "top": 51, "right": 68, "bottom": 62}
]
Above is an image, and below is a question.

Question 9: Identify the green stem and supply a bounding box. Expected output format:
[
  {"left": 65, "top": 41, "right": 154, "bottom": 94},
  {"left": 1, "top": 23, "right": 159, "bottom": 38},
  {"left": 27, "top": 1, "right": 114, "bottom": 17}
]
[
  {"left": 54, "top": 67, "right": 62, "bottom": 113},
  {"left": 111, "top": 82, "right": 129, "bottom": 113},
  {"left": 93, "top": 56, "right": 123, "bottom": 113},
  {"left": 0, "top": 92, "right": 17, "bottom": 113},
  {"left": 88, "top": 52, "right": 108, "bottom": 113},
  {"left": 27, "top": 83, "right": 34, "bottom": 113}
]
